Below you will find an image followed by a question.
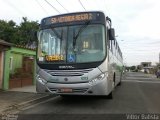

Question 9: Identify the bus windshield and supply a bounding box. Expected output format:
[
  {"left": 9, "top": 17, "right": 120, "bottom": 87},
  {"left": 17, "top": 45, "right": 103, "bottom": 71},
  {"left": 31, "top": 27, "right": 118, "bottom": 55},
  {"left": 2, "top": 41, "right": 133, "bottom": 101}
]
[{"left": 37, "top": 24, "right": 106, "bottom": 64}]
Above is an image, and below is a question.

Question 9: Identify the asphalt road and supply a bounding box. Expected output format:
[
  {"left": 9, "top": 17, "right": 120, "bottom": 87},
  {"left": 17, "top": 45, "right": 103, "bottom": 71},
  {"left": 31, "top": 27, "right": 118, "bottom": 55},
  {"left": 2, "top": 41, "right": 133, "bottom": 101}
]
[{"left": 17, "top": 72, "right": 160, "bottom": 120}]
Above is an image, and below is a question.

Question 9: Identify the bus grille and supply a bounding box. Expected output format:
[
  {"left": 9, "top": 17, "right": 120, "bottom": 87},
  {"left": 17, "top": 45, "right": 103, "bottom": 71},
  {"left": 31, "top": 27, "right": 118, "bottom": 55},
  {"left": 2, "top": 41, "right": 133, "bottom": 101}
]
[{"left": 43, "top": 69, "right": 93, "bottom": 77}]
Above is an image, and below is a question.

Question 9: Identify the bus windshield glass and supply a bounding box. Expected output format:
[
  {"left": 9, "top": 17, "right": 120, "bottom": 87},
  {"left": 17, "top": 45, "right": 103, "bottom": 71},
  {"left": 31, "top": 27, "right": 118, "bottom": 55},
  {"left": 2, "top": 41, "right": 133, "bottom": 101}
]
[{"left": 37, "top": 24, "right": 106, "bottom": 64}]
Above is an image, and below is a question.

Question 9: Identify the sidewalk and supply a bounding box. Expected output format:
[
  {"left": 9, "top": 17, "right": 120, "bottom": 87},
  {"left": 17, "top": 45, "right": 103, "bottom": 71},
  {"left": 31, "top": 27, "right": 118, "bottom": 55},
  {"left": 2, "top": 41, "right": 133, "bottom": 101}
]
[
  {"left": 0, "top": 85, "right": 52, "bottom": 114},
  {"left": 8, "top": 85, "right": 36, "bottom": 93}
]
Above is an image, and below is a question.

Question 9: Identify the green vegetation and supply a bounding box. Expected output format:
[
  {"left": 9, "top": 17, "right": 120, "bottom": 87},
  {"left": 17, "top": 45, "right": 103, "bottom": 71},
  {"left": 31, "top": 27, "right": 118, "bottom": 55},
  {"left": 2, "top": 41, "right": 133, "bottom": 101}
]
[{"left": 0, "top": 17, "right": 39, "bottom": 46}]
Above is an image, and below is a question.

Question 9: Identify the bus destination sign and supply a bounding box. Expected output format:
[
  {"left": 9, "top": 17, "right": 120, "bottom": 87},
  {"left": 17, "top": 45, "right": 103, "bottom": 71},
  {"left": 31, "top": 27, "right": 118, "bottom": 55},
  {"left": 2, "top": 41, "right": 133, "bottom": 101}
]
[
  {"left": 42, "top": 12, "right": 103, "bottom": 26},
  {"left": 51, "top": 13, "right": 93, "bottom": 24}
]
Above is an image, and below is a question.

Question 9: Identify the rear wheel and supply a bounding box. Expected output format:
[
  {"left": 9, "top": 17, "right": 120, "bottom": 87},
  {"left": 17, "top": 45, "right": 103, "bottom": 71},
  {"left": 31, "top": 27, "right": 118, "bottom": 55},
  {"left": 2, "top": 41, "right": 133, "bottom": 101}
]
[{"left": 117, "top": 81, "right": 121, "bottom": 86}]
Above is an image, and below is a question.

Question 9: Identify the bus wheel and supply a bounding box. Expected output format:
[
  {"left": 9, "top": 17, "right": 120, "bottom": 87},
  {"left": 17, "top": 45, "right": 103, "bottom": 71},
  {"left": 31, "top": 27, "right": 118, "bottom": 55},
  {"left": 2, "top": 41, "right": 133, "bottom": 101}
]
[
  {"left": 117, "top": 77, "right": 122, "bottom": 86},
  {"left": 118, "top": 73, "right": 122, "bottom": 86},
  {"left": 117, "top": 80, "right": 121, "bottom": 86},
  {"left": 107, "top": 92, "right": 113, "bottom": 99},
  {"left": 117, "top": 81, "right": 121, "bottom": 86},
  {"left": 103, "top": 92, "right": 113, "bottom": 99}
]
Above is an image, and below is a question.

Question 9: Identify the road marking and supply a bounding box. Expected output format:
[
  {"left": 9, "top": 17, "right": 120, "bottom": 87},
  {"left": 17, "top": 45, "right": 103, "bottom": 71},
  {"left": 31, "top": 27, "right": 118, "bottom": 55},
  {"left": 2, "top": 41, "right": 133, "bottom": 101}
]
[
  {"left": 6, "top": 95, "right": 60, "bottom": 114},
  {"left": 122, "top": 80, "right": 160, "bottom": 84},
  {"left": 125, "top": 77, "right": 156, "bottom": 80}
]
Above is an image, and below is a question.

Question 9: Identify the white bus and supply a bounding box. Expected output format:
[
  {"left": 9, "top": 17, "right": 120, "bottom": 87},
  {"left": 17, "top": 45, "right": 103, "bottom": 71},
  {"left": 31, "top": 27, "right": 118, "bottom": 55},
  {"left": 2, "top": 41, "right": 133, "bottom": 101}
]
[{"left": 36, "top": 11, "right": 123, "bottom": 99}]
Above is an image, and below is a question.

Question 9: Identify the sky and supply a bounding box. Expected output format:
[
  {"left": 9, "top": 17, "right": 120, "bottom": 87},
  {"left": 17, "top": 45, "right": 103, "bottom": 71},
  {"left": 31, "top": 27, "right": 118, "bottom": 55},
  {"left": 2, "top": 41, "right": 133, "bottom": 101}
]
[{"left": 0, "top": 0, "right": 160, "bottom": 66}]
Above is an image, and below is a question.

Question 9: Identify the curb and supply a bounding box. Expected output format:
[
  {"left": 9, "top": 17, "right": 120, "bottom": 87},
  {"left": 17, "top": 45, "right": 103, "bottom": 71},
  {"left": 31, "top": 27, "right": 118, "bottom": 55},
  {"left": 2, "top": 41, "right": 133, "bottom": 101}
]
[{"left": 1, "top": 94, "right": 55, "bottom": 114}]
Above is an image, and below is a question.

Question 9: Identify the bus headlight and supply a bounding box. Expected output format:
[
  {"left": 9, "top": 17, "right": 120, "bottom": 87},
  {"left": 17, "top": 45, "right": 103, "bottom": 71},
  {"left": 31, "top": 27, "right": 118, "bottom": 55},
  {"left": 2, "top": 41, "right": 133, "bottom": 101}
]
[
  {"left": 36, "top": 74, "right": 47, "bottom": 85},
  {"left": 89, "top": 72, "right": 107, "bottom": 85}
]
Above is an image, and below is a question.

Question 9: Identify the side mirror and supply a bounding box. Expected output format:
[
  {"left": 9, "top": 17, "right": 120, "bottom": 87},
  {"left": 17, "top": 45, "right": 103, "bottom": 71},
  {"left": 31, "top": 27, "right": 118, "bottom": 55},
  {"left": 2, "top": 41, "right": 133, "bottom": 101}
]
[{"left": 108, "top": 28, "right": 115, "bottom": 40}]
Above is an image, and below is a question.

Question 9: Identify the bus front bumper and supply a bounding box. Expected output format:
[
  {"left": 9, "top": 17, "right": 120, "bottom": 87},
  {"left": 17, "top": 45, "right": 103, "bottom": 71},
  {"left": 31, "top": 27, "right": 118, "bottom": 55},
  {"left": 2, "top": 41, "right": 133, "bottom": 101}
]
[{"left": 36, "top": 78, "right": 110, "bottom": 96}]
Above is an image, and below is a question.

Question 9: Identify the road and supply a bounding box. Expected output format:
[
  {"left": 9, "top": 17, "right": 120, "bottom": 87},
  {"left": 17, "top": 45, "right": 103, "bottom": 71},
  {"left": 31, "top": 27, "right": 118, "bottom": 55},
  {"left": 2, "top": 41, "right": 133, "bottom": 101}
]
[{"left": 18, "top": 72, "right": 160, "bottom": 120}]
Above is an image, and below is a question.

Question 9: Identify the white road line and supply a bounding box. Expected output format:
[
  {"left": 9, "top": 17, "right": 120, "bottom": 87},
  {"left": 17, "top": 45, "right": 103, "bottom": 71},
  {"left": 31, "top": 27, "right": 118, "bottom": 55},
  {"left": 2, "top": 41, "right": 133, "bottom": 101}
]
[
  {"left": 125, "top": 77, "right": 155, "bottom": 80},
  {"left": 122, "top": 80, "right": 160, "bottom": 83}
]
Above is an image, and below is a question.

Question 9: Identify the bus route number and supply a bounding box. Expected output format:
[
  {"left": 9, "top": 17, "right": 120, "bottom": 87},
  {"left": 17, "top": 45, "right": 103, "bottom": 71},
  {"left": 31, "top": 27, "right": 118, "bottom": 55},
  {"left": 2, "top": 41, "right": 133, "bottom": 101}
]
[{"left": 45, "top": 55, "right": 64, "bottom": 61}]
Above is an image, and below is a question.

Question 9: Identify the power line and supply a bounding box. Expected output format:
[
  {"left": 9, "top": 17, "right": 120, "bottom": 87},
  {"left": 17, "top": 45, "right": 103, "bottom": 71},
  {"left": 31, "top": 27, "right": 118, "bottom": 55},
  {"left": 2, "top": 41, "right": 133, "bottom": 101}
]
[
  {"left": 35, "top": 0, "right": 49, "bottom": 15},
  {"left": 44, "top": 0, "right": 61, "bottom": 14},
  {"left": 78, "top": 0, "right": 86, "bottom": 11},
  {"left": 4, "top": 0, "right": 27, "bottom": 17},
  {"left": 94, "top": 0, "right": 102, "bottom": 11},
  {"left": 55, "top": 0, "right": 69, "bottom": 13},
  {"left": 103, "top": 0, "right": 109, "bottom": 15}
]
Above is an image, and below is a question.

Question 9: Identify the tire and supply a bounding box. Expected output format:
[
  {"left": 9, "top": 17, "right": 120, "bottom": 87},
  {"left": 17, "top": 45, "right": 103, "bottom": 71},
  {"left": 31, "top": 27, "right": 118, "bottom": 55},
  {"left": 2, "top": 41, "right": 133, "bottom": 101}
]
[
  {"left": 106, "top": 74, "right": 115, "bottom": 99},
  {"left": 102, "top": 91, "right": 113, "bottom": 99},
  {"left": 107, "top": 92, "right": 113, "bottom": 99},
  {"left": 118, "top": 72, "right": 122, "bottom": 86},
  {"left": 117, "top": 78, "right": 122, "bottom": 86},
  {"left": 117, "top": 81, "right": 121, "bottom": 86}
]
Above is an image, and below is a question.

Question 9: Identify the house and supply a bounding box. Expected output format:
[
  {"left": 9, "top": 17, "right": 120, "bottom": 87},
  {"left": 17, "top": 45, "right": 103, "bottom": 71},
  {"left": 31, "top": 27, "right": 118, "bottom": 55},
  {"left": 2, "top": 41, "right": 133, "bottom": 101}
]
[
  {"left": 0, "top": 39, "right": 36, "bottom": 90},
  {"left": 0, "top": 40, "right": 12, "bottom": 89},
  {"left": 141, "top": 62, "right": 152, "bottom": 67},
  {"left": 140, "top": 62, "right": 155, "bottom": 74}
]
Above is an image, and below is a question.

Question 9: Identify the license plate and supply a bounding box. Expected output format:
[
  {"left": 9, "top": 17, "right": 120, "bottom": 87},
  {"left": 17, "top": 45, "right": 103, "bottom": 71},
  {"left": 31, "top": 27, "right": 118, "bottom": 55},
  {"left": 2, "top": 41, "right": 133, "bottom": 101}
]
[{"left": 60, "top": 88, "right": 72, "bottom": 93}]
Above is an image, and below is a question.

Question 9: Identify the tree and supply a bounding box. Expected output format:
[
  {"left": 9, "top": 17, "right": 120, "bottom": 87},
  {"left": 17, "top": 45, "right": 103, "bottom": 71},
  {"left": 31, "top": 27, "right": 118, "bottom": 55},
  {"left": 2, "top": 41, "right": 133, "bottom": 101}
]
[
  {"left": 131, "top": 66, "right": 136, "bottom": 70},
  {"left": 18, "top": 17, "right": 39, "bottom": 46},
  {"left": 0, "top": 17, "right": 39, "bottom": 47},
  {"left": 0, "top": 20, "right": 17, "bottom": 43}
]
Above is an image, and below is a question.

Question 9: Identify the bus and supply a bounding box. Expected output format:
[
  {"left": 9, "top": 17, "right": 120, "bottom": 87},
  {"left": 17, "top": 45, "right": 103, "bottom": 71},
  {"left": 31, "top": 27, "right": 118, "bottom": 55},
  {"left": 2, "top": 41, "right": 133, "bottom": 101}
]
[{"left": 36, "top": 11, "right": 123, "bottom": 99}]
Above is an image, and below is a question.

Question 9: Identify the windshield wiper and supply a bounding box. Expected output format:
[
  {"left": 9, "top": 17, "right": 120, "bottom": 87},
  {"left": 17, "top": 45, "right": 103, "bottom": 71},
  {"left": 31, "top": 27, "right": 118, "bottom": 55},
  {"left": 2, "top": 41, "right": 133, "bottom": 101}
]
[{"left": 73, "top": 21, "right": 90, "bottom": 49}]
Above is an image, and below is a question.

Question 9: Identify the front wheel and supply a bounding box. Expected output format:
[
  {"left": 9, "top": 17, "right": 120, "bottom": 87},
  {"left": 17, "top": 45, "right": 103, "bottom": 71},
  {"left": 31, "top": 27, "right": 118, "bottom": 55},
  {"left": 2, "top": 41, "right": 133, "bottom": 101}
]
[
  {"left": 118, "top": 73, "right": 122, "bottom": 86},
  {"left": 107, "top": 92, "right": 113, "bottom": 99},
  {"left": 102, "top": 92, "right": 113, "bottom": 99}
]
